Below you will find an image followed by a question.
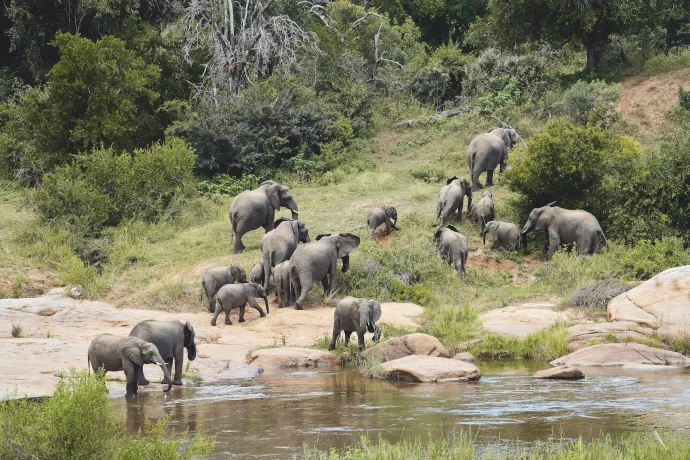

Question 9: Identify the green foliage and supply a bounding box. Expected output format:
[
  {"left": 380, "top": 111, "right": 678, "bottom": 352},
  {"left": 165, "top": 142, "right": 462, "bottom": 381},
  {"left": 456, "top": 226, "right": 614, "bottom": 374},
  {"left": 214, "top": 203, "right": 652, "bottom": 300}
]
[
  {"left": 468, "top": 323, "right": 569, "bottom": 361},
  {"left": 0, "top": 369, "right": 215, "bottom": 459},
  {"left": 406, "top": 43, "right": 471, "bottom": 106},
  {"left": 679, "top": 87, "right": 690, "bottom": 110},
  {"left": 196, "top": 174, "right": 260, "bottom": 197},
  {"left": 562, "top": 80, "right": 621, "bottom": 125},
  {"left": 424, "top": 304, "right": 480, "bottom": 348},
  {"left": 477, "top": 75, "right": 521, "bottom": 110},
  {"left": 408, "top": 163, "right": 445, "bottom": 183}
]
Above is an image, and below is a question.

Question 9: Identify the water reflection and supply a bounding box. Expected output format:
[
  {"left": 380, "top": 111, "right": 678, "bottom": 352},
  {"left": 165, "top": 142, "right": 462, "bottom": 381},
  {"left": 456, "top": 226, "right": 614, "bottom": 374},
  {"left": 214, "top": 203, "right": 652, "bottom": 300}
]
[{"left": 114, "top": 362, "right": 690, "bottom": 458}]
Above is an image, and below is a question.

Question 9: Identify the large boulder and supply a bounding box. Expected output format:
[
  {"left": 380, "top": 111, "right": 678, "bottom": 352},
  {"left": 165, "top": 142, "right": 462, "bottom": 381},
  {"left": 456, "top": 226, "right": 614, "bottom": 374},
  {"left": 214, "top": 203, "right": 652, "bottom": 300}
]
[
  {"left": 569, "top": 279, "right": 632, "bottom": 309},
  {"left": 608, "top": 266, "right": 690, "bottom": 329},
  {"left": 551, "top": 343, "right": 690, "bottom": 369},
  {"left": 533, "top": 366, "right": 585, "bottom": 379},
  {"left": 381, "top": 355, "right": 481, "bottom": 382},
  {"left": 566, "top": 321, "right": 654, "bottom": 352},
  {"left": 657, "top": 325, "right": 690, "bottom": 342},
  {"left": 479, "top": 305, "right": 564, "bottom": 338},
  {"left": 361, "top": 333, "right": 448, "bottom": 363},
  {"left": 452, "top": 352, "right": 476, "bottom": 363},
  {"left": 249, "top": 348, "right": 338, "bottom": 371}
]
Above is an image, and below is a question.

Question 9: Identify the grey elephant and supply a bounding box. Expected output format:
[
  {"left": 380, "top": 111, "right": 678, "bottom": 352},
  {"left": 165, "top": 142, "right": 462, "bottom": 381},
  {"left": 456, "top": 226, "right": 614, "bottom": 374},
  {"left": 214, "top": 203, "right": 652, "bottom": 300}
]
[
  {"left": 212, "top": 282, "right": 269, "bottom": 326},
  {"left": 328, "top": 297, "right": 382, "bottom": 351},
  {"left": 521, "top": 202, "right": 606, "bottom": 259},
  {"left": 366, "top": 206, "right": 399, "bottom": 239},
  {"left": 229, "top": 180, "right": 299, "bottom": 253},
  {"left": 290, "top": 232, "right": 361, "bottom": 310},
  {"left": 437, "top": 176, "right": 472, "bottom": 225},
  {"left": 262, "top": 218, "right": 310, "bottom": 293},
  {"left": 434, "top": 224, "right": 468, "bottom": 276},
  {"left": 474, "top": 191, "right": 495, "bottom": 236},
  {"left": 129, "top": 320, "right": 196, "bottom": 387},
  {"left": 201, "top": 265, "right": 247, "bottom": 312},
  {"left": 272, "top": 260, "right": 291, "bottom": 308},
  {"left": 88, "top": 334, "right": 172, "bottom": 397},
  {"left": 467, "top": 127, "right": 522, "bottom": 190},
  {"left": 483, "top": 221, "right": 525, "bottom": 251},
  {"left": 250, "top": 263, "right": 264, "bottom": 285}
]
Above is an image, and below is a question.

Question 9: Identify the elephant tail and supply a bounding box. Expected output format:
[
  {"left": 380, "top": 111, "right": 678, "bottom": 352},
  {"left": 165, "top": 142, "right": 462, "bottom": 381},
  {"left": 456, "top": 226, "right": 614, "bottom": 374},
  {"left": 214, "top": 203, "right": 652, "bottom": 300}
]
[
  {"left": 600, "top": 230, "right": 609, "bottom": 251},
  {"left": 229, "top": 211, "right": 237, "bottom": 243},
  {"left": 201, "top": 280, "right": 206, "bottom": 301}
]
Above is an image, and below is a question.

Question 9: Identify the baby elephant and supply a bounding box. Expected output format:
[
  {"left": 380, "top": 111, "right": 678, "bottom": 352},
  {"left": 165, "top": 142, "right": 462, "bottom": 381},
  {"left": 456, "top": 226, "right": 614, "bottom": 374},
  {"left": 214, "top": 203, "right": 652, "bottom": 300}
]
[
  {"left": 328, "top": 297, "right": 382, "bottom": 351},
  {"left": 483, "top": 221, "right": 525, "bottom": 251},
  {"left": 273, "top": 260, "right": 291, "bottom": 308},
  {"left": 434, "top": 224, "right": 468, "bottom": 277},
  {"left": 474, "top": 191, "right": 495, "bottom": 236},
  {"left": 202, "top": 264, "right": 247, "bottom": 312},
  {"left": 250, "top": 263, "right": 264, "bottom": 285},
  {"left": 212, "top": 282, "right": 269, "bottom": 326},
  {"left": 367, "top": 205, "right": 399, "bottom": 239}
]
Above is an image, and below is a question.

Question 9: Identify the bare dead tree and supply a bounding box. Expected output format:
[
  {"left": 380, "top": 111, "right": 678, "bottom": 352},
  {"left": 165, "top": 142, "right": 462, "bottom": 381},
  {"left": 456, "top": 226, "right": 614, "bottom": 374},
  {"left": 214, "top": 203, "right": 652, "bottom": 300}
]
[
  {"left": 182, "top": 0, "right": 319, "bottom": 99},
  {"left": 372, "top": 24, "right": 402, "bottom": 80}
]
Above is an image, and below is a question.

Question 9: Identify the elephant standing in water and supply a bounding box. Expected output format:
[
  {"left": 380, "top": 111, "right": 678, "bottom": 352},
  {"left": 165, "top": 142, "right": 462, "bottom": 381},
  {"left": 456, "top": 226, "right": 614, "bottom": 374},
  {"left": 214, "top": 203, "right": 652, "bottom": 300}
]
[
  {"left": 212, "top": 282, "right": 269, "bottom": 326},
  {"left": 434, "top": 225, "right": 468, "bottom": 277},
  {"left": 88, "top": 334, "right": 172, "bottom": 397},
  {"left": 366, "top": 206, "right": 399, "bottom": 239},
  {"left": 483, "top": 221, "right": 525, "bottom": 251},
  {"left": 201, "top": 265, "right": 247, "bottom": 312},
  {"left": 129, "top": 320, "right": 196, "bottom": 386},
  {"left": 328, "top": 297, "right": 382, "bottom": 351},
  {"left": 522, "top": 202, "right": 606, "bottom": 259},
  {"left": 229, "top": 181, "right": 299, "bottom": 253},
  {"left": 437, "top": 176, "right": 472, "bottom": 225},
  {"left": 290, "top": 233, "right": 361, "bottom": 310},
  {"left": 467, "top": 127, "right": 521, "bottom": 190}
]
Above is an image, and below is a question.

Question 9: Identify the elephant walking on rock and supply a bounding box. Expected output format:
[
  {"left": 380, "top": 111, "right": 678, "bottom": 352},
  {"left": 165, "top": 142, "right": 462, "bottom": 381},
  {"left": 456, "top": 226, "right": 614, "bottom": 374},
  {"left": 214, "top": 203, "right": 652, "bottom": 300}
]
[
  {"left": 88, "top": 334, "right": 172, "bottom": 397},
  {"left": 201, "top": 265, "right": 247, "bottom": 312},
  {"left": 229, "top": 181, "right": 299, "bottom": 253},
  {"left": 437, "top": 176, "right": 472, "bottom": 225},
  {"left": 129, "top": 320, "right": 196, "bottom": 386},
  {"left": 212, "top": 282, "right": 269, "bottom": 326},
  {"left": 467, "top": 127, "right": 521, "bottom": 190},
  {"left": 522, "top": 202, "right": 606, "bottom": 259},
  {"left": 328, "top": 297, "right": 382, "bottom": 351},
  {"left": 434, "top": 225, "right": 468, "bottom": 277},
  {"left": 290, "top": 233, "right": 361, "bottom": 310}
]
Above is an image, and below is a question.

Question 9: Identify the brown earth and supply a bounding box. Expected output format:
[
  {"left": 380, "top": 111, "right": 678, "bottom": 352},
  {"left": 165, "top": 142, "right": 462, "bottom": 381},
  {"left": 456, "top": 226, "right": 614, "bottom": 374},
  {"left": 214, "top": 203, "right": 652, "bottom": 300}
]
[{"left": 468, "top": 248, "right": 540, "bottom": 284}]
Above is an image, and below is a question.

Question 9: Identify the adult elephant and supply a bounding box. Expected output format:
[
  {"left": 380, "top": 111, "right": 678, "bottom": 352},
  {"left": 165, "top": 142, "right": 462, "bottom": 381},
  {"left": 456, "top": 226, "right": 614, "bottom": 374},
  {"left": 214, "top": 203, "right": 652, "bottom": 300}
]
[
  {"left": 201, "top": 265, "right": 247, "bottom": 312},
  {"left": 229, "top": 180, "right": 299, "bottom": 253},
  {"left": 467, "top": 127, "right": 522, "bottom": 190},
  {"left": 521, "top": 202, "right": 606, "bottom": 259},
  {"left": 88, "top": 334, "right": 172, "bottom": 397},
  {"left": 483, "top": 221, "right": 525, "bottom": 251},
  {"left": 437, "top": 176, "right": 472, "bottom": 226},
  {"left": 262, "top": 218, "right": 310, "bottom": 293},
  {"left": 290, "top": 233, "right": 360, "bottom": 310},
  {"left": 328, "top": 297, "right": 382, "bottom": 351},
  {"left": 129, "top": 320, "right": 196, "bottom": 387},
  {"left": 434, "top": 225, "right": 468, "bottom": 277}
]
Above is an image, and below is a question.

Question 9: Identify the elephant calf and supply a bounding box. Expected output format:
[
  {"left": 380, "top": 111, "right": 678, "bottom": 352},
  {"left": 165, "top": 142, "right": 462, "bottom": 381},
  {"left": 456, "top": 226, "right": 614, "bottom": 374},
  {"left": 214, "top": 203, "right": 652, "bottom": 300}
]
[
  {"left": 201, "top": 265, "right": 247, "bottom": 312},
  {"left": 328, "top": 297, "right": 382, "bottom": 351},
  {"left": 129, "top": 320, "right": 196, "bottom": 387},
  {"left": 367, "top": 205, "right": 399, "bottom": 239},
  {"left": 212, "top": 282, "right": 269, "bottom": 326},
  {"left": 483, "top": 221, "right": 524, "bottom": 252},
  {"left": 251, "top": 263, "right": 264, "bottom": 285},
  {"left": 434, "top": 225, "right": 469, "bottom": 277},
  {"left": 273, "top": 260, "right": 291, "bottom": 308},
  {"left": 88, "top": 334, "right": 172, "bottom": 397},
  {"left": 437, "top": 176, "right": 472, "bottom": 226},
  {"left": 474, "top": 191, "right": 495, "bottom": 236}
]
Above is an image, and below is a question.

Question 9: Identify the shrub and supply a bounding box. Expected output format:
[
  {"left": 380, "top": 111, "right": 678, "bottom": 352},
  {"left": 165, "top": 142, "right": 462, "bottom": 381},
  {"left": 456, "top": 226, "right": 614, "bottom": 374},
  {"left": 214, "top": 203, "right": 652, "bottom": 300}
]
[
  {"left": 477, "top": 75, "right": 521, "bottom": 110},
  {"left": 196, "top": 173, "right": 260, "bottom": 197},
  {"left": 468, "top": 323, "right": 569, "bottom": 361},
  {"left": 569, "top": 279, "right": 632, "bottom": 309},
  {"left": 406, "top": 43, "right": 471, "bottom": 107},
  {"left": 679, "top": 87, "right": 690, "bottom": 110},
  {"left": 562, "top": 80, "right": 621, "bottom": 126},
  {"left": 408, "top": 163, "right": 445, "bottom": 183}
]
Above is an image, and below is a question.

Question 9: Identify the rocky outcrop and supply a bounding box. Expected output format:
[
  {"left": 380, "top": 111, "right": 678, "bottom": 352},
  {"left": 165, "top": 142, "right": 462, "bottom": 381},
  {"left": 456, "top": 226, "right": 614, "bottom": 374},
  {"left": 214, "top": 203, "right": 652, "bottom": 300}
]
[
  {"left": 657, "top": 325, "right": 690, "bottom": 342},
  {"left": 479, "top": 305, "right": 566, "bottom": 338},
  {"left": 452, "top": 352, "right": 476, "bottom": 363},
  {"left": 608, "top": 266, "right": 690, "bottom": 329},
  {"left": 249, "top": 348, "right": 338, "bottom": 371},
  {"left": 381, "top": 355, "right": 481, "bottom": 382},
  {"left": 361, "top": 333, "right": 448, "bottom": 363},
  {"left": 533, "top": 367, "right": 585, "bottom": 379},
  {"left": 566, "top": 321, "right": 654, "bottom": 352},
  {"left": 569, "top": 279, "right": 632, "bottom": 309},
  {"left": 551, "top": 343, "right": 690, "bottom": 369}
]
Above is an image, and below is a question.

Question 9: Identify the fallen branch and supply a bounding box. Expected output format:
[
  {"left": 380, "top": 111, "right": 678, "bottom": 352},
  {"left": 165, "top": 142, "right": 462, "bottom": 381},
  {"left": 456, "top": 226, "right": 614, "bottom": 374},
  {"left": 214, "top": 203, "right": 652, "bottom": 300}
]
[{"left": 429, "top": 106, "right": 478, "bottom": 120}]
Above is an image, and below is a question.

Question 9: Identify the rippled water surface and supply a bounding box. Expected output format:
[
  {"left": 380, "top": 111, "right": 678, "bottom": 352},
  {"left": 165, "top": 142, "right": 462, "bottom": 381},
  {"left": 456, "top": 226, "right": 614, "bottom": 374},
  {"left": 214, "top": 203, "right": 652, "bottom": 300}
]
[{"left": 115, "top": 362, "right": 690, "bottom": 458}]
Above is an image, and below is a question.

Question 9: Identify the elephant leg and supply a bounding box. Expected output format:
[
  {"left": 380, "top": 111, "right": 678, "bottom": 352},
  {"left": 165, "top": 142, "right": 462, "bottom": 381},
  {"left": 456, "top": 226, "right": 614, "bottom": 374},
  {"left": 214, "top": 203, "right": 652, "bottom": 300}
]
[
  {"left": 211, "top": 302, "right": 222, "bottom": 326},
  {"left": 138, "top": 366, "right": 150, "bottom": 386},
  {"left": 328, "top": 326, "right": 341, "bottom": 351},
  {"left": 225, "top": 308, "right": 232, "bottom": 325},
  {"left": 472, "top": 170, "right": 483, "bottom": 190},
  {"left": 356, "top": 331, "right": 366, "bottom": 351},
  {"left": 248, "top": 298, "right": 266, "bottom": 317},
  {"left": 344, "top": 331, "right": 353, "bottom": 346},
  {"left": 239, "top": 304, "right": 246, "bottom": 322},
  {"left": 328, "top": 260, "right": 338, "bottom": 297},
  {"left": 547, "top": 234, "right": 561, "bottom": 259},
  {"left": 124, "top": 361, "right": 139, "bottom": 398},
  {"left": 485, "top": 169, "right": 495, "bottom": 187},
  {"left": 320, "top": 276, "right": 330, "bottom": 298},
  {"left": 295, "top": 277, "right": 311, "bottom": 310},
  {"left": 173, "top": 351, "right": 184, "bottom": 386},
  {"left": 233, "top": 231, "right": 246, "bottom": 254}
]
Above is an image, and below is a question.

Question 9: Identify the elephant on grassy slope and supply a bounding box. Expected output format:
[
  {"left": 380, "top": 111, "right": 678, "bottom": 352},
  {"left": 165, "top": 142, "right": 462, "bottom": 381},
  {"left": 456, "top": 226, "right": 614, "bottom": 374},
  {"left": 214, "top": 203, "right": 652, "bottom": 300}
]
[
  {"left": 212, "top": 282, "right": 268, "bottom": 326},
  {"left": 262, "top": 219, "right": 310, "bottom": 293},
  {"left": 229, "top": 180, "right": 299, "bottom": 253},
  {"left": 367, "top": 206, "right": 399, "bottom": 239},
  {"left": 467, "top": 127, "right": 521, "bottom": 190},
  {"left": 521, "top": 202, "right": 606, "bottom": 259},
  {"left": 434, "top": 225, "right": 468, "bottom": 277},
  {"left": 483, "top": 221, "right": 525, "bottom": 251},
  {"left": 129, "top": 320, "right": 196, "bottom": 386},
  {"left": 88, "top": 334, "right": 172, "bottom": 397},
  {"left": 201, "top": 265, "right": 247, "bottom": 312},
  {"left": 290, "top": 233, "right": 361, "bottom": 310},
  {"left": 272, "top": 260, "right": 291, "bottom": 308},
  {"left": 328, "top": 297, "right": 382, "bottom": 351},
  {"left": 437, "top": 176, "right": 472, "bottom": 225},
  {"left": 474, "top": 191, "right": 495, "bottom": 236}
]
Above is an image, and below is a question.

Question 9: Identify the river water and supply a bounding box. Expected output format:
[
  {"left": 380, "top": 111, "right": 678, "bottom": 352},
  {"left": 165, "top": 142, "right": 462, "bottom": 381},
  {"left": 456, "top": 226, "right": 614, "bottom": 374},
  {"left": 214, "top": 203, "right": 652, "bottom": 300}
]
[{"left": 115, "top": 362, "right": 690, "bottom": 458}]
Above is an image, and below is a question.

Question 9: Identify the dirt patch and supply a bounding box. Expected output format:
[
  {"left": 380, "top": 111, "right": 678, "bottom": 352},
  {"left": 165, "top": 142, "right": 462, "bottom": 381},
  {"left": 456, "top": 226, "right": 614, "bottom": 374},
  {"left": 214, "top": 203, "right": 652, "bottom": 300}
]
[
  {"left": 376, "top": 131, "right": 398, "bottom": 156},
  {"left": 618, "top": 68, "right": 690, "bottom": 137},
  {"left": 468, "top": 249, "right": 542, "bottom": 284}
]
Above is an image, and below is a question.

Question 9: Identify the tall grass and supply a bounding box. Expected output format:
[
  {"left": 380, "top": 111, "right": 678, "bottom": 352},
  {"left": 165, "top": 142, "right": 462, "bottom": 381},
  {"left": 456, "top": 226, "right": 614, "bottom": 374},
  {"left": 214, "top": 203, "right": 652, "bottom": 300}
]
[{"left": 468, "top": 323, "right": 569, "bottom": 362}]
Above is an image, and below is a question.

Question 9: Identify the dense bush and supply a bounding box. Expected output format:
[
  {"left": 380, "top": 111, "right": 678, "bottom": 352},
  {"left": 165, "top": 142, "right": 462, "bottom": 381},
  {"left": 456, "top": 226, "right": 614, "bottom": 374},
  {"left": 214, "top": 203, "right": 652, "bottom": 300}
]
[
  {"left": 562, "top": 80, "right": 621, "bottom": 125},
  {"left": 196, "top": 174, "right": 260, "bottom": 197}
]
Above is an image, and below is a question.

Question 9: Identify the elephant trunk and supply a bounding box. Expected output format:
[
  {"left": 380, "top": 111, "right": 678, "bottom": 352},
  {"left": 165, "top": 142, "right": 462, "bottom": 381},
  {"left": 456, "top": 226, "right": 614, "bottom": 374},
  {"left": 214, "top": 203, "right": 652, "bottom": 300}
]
[
  {"left": 521, "top": 233, "right": 528, "bottom": 250},
  {"left": 263, "top": 296, "right": 269, "bottom": 314},
  {"left": 482, "top": 229, "right": 487, "bottom": 245},
  {"left": 188, "top": 344, "right": 197, "bottom": 362},
  {"left": 521, "top": 221, "right": 533, "bottom": 234},
  {"left": 158, "top": 361, "right": 172, "bottom": 392}
]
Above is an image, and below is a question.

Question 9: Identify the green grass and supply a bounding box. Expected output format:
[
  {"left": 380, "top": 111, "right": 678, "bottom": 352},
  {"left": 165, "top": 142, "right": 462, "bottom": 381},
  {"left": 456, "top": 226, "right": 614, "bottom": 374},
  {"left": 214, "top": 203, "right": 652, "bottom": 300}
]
[
  {"left": 468, "top": 323, "right": 569, "bottom": 362},
  {"left": 303, "top": 431, "right": 690, "bottom": 460}
]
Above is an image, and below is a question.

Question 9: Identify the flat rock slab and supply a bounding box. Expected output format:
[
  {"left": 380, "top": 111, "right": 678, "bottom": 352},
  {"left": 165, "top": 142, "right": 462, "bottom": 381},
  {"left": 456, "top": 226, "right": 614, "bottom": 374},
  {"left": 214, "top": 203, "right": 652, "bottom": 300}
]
[
  {"left": 608, "top": 265, "right": 690, "bottom": 328},
  {"left": 361, "top": 333, "right": 449, "bottom": 363},
  {"left": 249, "top": 347, "right": 338, "bottom": 371},
  {"left": 551, "top": 343, "right": 690, "bottom": 368},
  {"left": 453, "top": 352, "right": 476, "bottom": 363},
  {"left": 533, "top": 366, "right": 585, "bottom": 379},
  {"left": 381, "top": 355, "right": 481, "bottom": 382},
  {"left": 379, "top": 303, "right": 423, "bottom": 329},
  {"left": 480, "top": 306, "right": 564, "bottom": 338},
  {"left": 657, "top": 325, "right": 690, "bottom": 342},
  {"left": 567, "top": 321, "right": 654, "bottom": 352}
]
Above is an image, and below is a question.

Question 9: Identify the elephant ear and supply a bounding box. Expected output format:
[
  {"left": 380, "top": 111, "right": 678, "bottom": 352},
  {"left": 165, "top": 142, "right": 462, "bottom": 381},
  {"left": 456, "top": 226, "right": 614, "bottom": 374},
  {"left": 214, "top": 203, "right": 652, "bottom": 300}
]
[
  {"left": 122, "top": 338, "right": 145, "bottom": 366},
  {"left": 360, "top": 300, "right": 382, "bottom": 332},
  {"left": 383, "top": 206, "right": 395, "bottom": 218},
  {"left": 446, "top": 224, "right": 459, "bottom": 233},
  {"left": 274, "top": 217, "right": 293, "bottom": 228},
  {"left": 290, "top": 221, "right": 300, "bottom": 242},
  {"left": 266, "top": 184, "right": 282, "bottom": 210},
  {"left": 184, "top": 321, "right": 195, "bottom": 347},
  {"left": 259, "top": 180, "right": 277, "bottom": 187},
  {"left": 462, "top": 178, "right": 472, "bottom": 197},
  {"left": 434, "top": 227, "right": 443, "bottom": 242},
  {"left": 446, "top": 175, "right": 459, "bottom": 185},
  {"left": 316, "top": 233, "right": 332, "bottom": 241},
  {"left": 336, "top": 233, "right": 360, "bottom": 258},
  {"left": 244, "top": 282, "right": 265, "bottom": 299}
]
